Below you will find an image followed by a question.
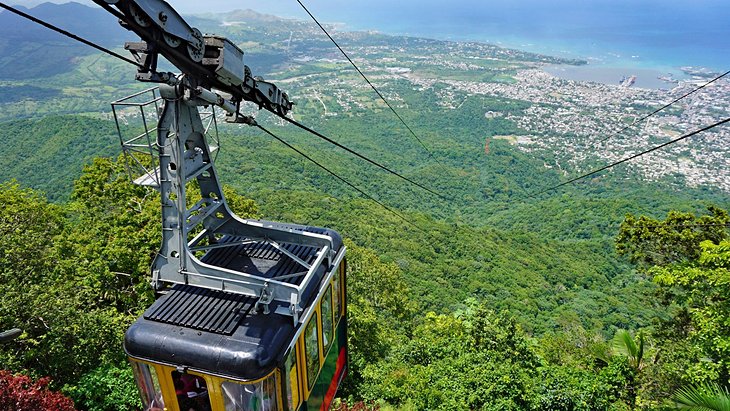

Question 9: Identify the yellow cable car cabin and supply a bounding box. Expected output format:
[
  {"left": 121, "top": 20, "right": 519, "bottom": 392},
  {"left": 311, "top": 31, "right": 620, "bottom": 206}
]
[{"left": 125, "top": 223, "right": 347, "bottom": 411}]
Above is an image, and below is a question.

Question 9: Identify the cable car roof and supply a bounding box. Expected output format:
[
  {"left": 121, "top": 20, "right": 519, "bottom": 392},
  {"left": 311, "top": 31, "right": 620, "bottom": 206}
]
[{"left": 126, "top": 284, "right": 295, "bottom": 380}]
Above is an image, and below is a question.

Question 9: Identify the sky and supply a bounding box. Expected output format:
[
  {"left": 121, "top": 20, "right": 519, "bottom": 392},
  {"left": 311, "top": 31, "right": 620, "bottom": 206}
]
[
  {"left": 12, "top": 0, "right": 730, "bottom": 37},
  {"left": 16, "top": 0, "right": 730, "bottom": 19},
  {"left": 10, "top": 0, "right": 730, "bottom": 29},
  {"left": 7, "top": 0, "right": 730, "bottom": 70}
]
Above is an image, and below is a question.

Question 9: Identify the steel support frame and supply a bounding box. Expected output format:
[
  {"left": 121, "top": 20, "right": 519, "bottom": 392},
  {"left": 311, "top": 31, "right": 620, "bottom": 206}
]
[{"left": 132, "top": 82, "right": 338, "bottom": 321}]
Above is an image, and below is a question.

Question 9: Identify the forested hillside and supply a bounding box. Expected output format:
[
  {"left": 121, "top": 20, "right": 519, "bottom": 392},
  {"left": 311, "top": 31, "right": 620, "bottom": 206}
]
[
  {"left": 0, "top": 116, "right": 118, "bottom": 201},
  {"left": 2, "top": 159, "right": 728, "bottom": 410},
  {"left": 1, "top": 3, "right": 729, "bottom": 410},
  {"left": 0, "top": 2, "right": 127, "bottom": 80}
]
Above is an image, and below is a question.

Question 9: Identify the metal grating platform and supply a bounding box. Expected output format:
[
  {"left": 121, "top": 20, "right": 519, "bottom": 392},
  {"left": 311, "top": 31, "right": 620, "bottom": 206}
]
[
  {"left": 201, "top": 236, "right": 320, "bottom": 284},
  {"left": 144, "top": 284, "right": 256, "bottom": 335}
]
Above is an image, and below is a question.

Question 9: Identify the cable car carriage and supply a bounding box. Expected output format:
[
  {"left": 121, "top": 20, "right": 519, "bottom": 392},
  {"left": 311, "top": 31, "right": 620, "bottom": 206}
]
[
  {"left": 112, "top": 83, "right": 347, "bottom": 411},
  {"left": 92, "top": 1, "right": 349, "bottom": 407},
  {"left": 126, "top": 221, "right": 347, "bottom": 411}
]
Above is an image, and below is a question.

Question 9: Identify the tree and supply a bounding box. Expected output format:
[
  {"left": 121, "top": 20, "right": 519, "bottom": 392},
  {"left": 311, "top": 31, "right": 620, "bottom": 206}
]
[
  {"left": 611, "top": 330, "right": 645, "bottom": 372},
  {"left": 616, "top": 207, "right": 730, "bottom": 403},
  {"left": 63, "top": 364, "right": 140, "bottom": 411},
  {"left": 649, "top": 240, "right": 730, "bottom": 384},
  {"left": 0, "top": 156, "right": 260, "bottom": 402},
  {"left": 341, "top": 240, "right": 416, "bottom": 399},
  {"left": 0, "top": 371, "right": 75, "bottom": 411},
  {"left": 0, "top": 159, "right": 159, "bottom": 385},
  {"left": 58, "top": 156, "right": 160, "bottom": 313},
  {"left": 616, "top": 206, "right": 728, "bottom": 266},
  {"left": 60, "top": 156, "right": 260, "bottom": 313},
  {"left": 359, "top": 302, "right": 539, "bottom": 410},
  {"left": 610, "top": 330, "right": 646, "bottom": 408},
  {"left": 0, "top": 181, "right": 63, "bottom": 281},
  {"left": 672, "top": 383, "right": 730, "bottom": 411}
]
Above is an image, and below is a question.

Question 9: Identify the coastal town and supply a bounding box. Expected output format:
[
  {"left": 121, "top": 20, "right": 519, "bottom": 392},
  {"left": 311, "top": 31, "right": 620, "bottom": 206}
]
[
  {"left": 274, "top": 29, "right": 730, "bottom": 192},
  {"left": 429, "top": 68, "right": 730, "bottom": 192}
]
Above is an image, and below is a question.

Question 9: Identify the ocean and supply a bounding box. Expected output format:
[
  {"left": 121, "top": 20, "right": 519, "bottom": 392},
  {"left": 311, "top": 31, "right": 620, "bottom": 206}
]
[{"left": 270, "top": 0, "right": 730, "bottom": 88}]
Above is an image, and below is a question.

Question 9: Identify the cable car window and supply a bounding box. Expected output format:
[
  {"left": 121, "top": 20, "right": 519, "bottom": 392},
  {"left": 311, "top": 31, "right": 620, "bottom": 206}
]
[
  {"left": 304, "top": 312, "right": 320, "bottom": 390},
  {"left": 131, "top": 361, "right": 165, "bottom": 411},
  {"left": 171, "top": 371, "right": 212, "bottom": 411},
  {"left": 332, "top": 263, "right": 344, "bottom": 322},
  {"left": 321, "top": 285, "right": 334, "bottom": 354},
  {"left": 283, "top": 350, "right": 299, "bottom": 410},
  {"left": 221, "top": 375, "right": 279, "bottom": 411},
  {"left": 332, "top": 272, "right": 340, "bottom": 320}
]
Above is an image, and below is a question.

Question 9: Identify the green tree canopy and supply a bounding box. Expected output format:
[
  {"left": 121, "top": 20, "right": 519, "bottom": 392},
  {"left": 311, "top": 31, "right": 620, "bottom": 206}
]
[{"left": 616, "top": 207, "right": 730, "bottom": 400}]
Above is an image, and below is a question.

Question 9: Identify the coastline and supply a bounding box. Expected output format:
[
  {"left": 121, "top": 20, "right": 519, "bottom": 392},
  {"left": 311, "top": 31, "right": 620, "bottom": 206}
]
[
  {"left": 441, "top": 36, "right": 717, "bottom": 90},
  {"left": 341, "top": 26, "right": 719, "bottom": 90},
  {"left": 467, "top": 37, "right": 717, "bottom": 90},
  {"left": 542, "top": 64, "right": 689, "bottom": 90},
  {"left": 332, "top": 16, "right": 728, "bottom": 90}
]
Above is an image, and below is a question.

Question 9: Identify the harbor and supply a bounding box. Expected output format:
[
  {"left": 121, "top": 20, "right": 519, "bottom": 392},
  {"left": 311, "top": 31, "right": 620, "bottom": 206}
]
[{"left": 544, "top": 64, "right": 691, "bottom": 89}]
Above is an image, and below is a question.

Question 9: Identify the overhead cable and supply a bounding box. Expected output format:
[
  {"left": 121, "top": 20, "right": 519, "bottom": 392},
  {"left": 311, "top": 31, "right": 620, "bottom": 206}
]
[
  {"left": 3, "top": 1, "right": 447, "bottom": 203},
  {"left": 274, "top": 112, "right": 450, "bottom": 201},
  {"left": 255, "top": 122, "right": 430, "bottom": 234},
  {"left": 538, "top": 116, "right": 730, "bottom": 195},
  {"left": 295, "top": 0, "right": 442, "bottom": 164},
  {"left": 599, "top": 69, "right": 730, "bottom": 144},
  {"left": 0, "top": 2, "right": 144, "bottom": 69}
]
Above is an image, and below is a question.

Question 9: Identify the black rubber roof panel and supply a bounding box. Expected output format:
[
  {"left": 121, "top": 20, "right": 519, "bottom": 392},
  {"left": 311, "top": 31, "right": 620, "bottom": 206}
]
[{"left": 144, "top": 284, "right": 255, "bottom": 335}]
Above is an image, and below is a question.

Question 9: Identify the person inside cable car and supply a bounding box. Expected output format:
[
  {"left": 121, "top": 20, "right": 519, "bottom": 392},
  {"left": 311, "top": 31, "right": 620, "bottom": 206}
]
[{"left": 173, "top": 372, "right": 212, "bottom": 411}]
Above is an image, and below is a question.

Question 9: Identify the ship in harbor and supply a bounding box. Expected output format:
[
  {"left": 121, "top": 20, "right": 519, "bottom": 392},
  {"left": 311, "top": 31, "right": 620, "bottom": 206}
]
[
  {"left": 657, "top": 73, "right": 679, "bottom": 84},
  {"left": 619, "top": 75, "right": 637, "bottom": 87}
]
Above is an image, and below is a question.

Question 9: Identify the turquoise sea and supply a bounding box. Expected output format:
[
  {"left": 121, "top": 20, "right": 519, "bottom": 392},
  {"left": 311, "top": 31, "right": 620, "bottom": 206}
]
[{"left": 255, "top": 0, "right": 730, "bottom": 88}]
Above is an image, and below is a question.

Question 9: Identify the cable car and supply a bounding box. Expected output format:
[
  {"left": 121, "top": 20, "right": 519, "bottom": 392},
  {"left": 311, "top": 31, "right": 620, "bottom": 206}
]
[
  {"left": 126, "top": 221, "right": 347, "bottom": 411},
  {"left": 91, "top": 1, "right": 350, "bottom": 408},
  {"left": 111, "top": 83, "right": 348, "bottom": 411}
]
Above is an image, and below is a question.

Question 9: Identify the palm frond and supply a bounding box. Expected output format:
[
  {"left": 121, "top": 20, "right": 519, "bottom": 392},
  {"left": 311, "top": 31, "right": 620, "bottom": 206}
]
[
  {"left": 612, "top": 329, "right": 644, "bottom": 369},
  {"left": 672, "top": 383, "right": 730, "bottom": 411}
]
